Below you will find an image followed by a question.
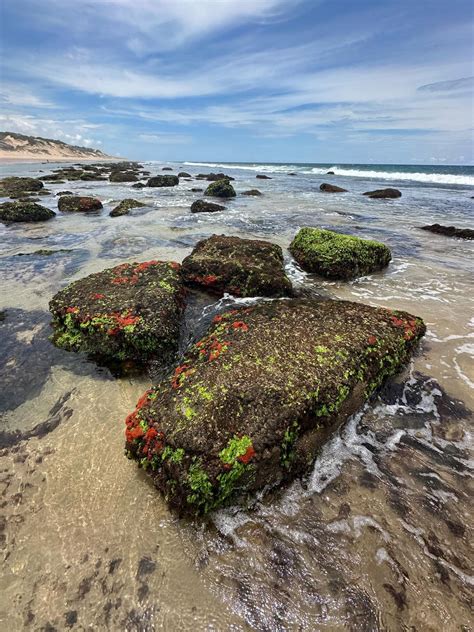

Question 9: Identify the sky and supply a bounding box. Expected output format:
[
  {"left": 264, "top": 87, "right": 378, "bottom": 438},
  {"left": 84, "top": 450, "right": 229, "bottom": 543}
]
[{"left": 0, "top": 0, "right": 473, "bottom": 164}]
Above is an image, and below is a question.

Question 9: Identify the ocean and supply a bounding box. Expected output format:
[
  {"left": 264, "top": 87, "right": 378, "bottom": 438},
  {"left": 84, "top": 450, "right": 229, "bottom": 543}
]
[{"left": 1, "top": 159, "right": 473, "bottom": 630}]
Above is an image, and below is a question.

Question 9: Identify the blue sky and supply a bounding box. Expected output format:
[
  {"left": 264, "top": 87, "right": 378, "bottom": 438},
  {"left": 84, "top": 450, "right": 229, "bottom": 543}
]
[{"left": 1, "top": 0, "right": 473, "bottom": 163}]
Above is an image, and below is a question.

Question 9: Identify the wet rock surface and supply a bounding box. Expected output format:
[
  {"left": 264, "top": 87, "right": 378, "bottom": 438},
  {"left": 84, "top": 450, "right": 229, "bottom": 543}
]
[
  {"left": 49, "top": 260, "right": 185, "bottom": 367},
  {"left": 190, "top": 200, "right": 226, "bottom": 214},
  {"left": 147, "top": 175, "right": 179, "bottom": 187},
  {"left": 58, "top": 196, "right": 103, "bottom": 213},
  {"left": 290, "top": 227, "right": 392, "bottom": 279},
  {"left": 320, "top": 183, "right": 348, "bottom": 193},
  {"left": 109, "top": 199, "right": 146, "bottom": 217},
  {"left": 181, "top": 234, "right": 292, "bottom": 297},
  {"left": 0, "top": 176, "right": 44, "bottom": 197},
  {"left": 125, "top": 299, "right": 425, "bottom": 515},
  {"left": 419, "top": 224, "right": 474, "bottom": 239},
  {"left": 363, "top": 188, "right": 402, "bottom": 199},
  {"left": 241, "top": 189, "right": 262, "bottom": 196},
  {"left": 204, "top": 179, "right": 236, "bottom": 198},
  {"left": 0, "top": 201, "right": 55, "bottom": 223}
]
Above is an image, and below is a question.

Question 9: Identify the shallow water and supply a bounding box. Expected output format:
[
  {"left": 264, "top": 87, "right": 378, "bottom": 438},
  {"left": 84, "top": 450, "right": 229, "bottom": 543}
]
[{"left": 1, "top": 161, "right": 473, "bottom": 630}]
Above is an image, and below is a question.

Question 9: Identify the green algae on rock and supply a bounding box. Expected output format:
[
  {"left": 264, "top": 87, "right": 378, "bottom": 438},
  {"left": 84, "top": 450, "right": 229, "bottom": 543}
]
[
  {"left": 58, "top": 196, "right": 103, "bottom": 213},
  {"left": 124, "top": 299, "right": 425, "bottom": 515},
  {"left": 181, "top": 234, "right": 293, "bottom": 297},
  {"left": 49, "top": 260, "right": 185, "bottom": 366},
  {"left": 109, "top": 199, "right": 146, "bottom": 217},
  {"left": 289, "top": 227, "right": 392, "bottom": 280},
  {"left": 0, "top": 176, "right": 44, "bottom": 197},
  {"left": 204, "top": 179, "right": 236, "bottom": 198},
  {"left": 0, "top": 201, "right": 55, "bottom": 223},
  {"left": 147, "top": 175, "right": 179, "bottom": 187}
]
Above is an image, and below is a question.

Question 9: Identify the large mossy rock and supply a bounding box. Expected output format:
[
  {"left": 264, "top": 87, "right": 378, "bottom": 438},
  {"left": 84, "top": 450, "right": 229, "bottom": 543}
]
[
  {"left": 58, "top": 196, "right": 103, "bottom": 213},
  {"left": 109, "top": 199, "right": 145, "bottom": 217},
  {"left": 190, "top": 199, "right": 225, "bottom": 214},
  {"left": 0, "top": 201, "right": 55, "bottom": 223},
  {"left": 109, "top": 171, "right": 139, "bottom": 183},
  {"left": 204, "top": 179, "right": 236, "bottom": 198},
  {"left": 147, "top": 175, "right": 179, "bottom": 187},
  {"left": 49, "top": 260, "right": 185, "bottom": 364},
  {"left": 124, "top": 299, "right": 425, "bottom": 515},
  {"left": 289, "top": 228, "right": 392, "bottom": 280},
  {"left": 0, "top": 177, "right": 44, "bottom": 197},
  {"left": 181, "top": 235, "right": 293, "bottom": 297}
]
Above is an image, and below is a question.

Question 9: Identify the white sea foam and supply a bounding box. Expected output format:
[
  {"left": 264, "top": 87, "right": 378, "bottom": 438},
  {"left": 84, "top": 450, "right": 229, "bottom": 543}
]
[{"left": 183, "top": 161, "right": 474, "bottom": 186}]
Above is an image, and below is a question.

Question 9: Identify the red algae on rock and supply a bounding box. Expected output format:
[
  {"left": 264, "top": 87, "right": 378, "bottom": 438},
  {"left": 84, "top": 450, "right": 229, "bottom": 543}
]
[{"left": 124, "top": 299, "right": 425, "bottom": 515}]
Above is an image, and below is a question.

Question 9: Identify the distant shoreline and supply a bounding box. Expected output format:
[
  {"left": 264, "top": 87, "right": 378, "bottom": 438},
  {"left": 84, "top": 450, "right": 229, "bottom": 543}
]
[{"left": 0, "top": 156, "right": 122, "bottom": 164}]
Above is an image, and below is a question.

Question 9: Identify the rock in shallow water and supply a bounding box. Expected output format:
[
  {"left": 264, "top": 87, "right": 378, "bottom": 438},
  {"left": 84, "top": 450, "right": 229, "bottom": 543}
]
[
  {"left": 181, "top": 234, "right": 293, "bottom": 297},
  {"left": 0, "top": 176, "right": 44, "bottom": 197},
  {"left": 109, "top": 198, "right": 145, "bottom": 217},
  {"left": 147, "top": 175, "right": 179, "bottom": 187},
  {"left": 190, "top": 199, "right": 225, "bottom": 213},
  {"left": 49, "top": 260, "right": 185, "bottom": 366},
  {"left": 0, "top": 201, "right": 55, "bottom": 223},
  {"left": 290, "top": 227, "right": 392, "bottom": 280},
  {"left": 124, "top": 299, "right": 425, "bottom": 515},
  {"left": 363, "top": 188, "right": 402, "bottom": 199},
  {"left": 204, "top": 179, "right": 236, "bottom": 198},
  {"left": 419, "top": 224, "right": 474, "bottom": 240},
  {"left": 58, "top": 196, "right": 103, "bottom": 213},
  {"left": 320, "top": 182, "right": 348, "bottom": 193}
]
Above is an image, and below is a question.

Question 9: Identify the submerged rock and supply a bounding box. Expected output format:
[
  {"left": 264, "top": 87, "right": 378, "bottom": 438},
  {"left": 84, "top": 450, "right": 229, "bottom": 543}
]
[
  {"left": 49, "top": 260, "right": 185, "bottom": 365},
  {"left": 289, "top": 228, "right": 392, "bottom": 280},
  {"left": 190, "top": 199, "right": 226, "bottom": 214},
  {"left": 58, "top": 196, "right": 103, "bottom": 213},
  {"left": 124, "top": 299, "right": 425, "bottom": 515},
  {"left": 191, "top": 187, "right": 203, "bottom": 192},
  {"left": 0, "top": 201, "right": 55, "bottom": 223},
  {"left": 132, "top": 182, "right": 146, "bottom": 189},
  {"left": 320, "top": 183, "right": 348, "bottom": 193},
  {"left": 147, "top": 175, "right": 179, "bottom": 187},
  {"left": 363, "top": 188, "right": 402, "bottom": 199},
  {"left": 326, "top": 171, "right": 335, "bottom": 175},
  {"left": 204, "top": 179, "right": 236, "bottom": 198},
  {"left": 241, "top": 189, "right": 262, "bottom": 196},
  {"left": 57, "top": 190, "right": 73, "bottom": 196},
  {"left": 109, "top": 199, "right": 146, "bottom": 217},
  {"left": 181, "top": 234, "right": 292, "bottom": 297},
  {"left": 162, "top": 167, "right": 173, "bottom": 171},
  {"left": 178, "top": 172, "right": 191, "bottom": 178},
  {"left": 256, "top": 174, "right": 271, "bottom": 179},
  {"left": 109, "top": 171, "right": 139, "bottom": 183},
  {"left": 419, "top": 224, "right": 474, "bottom": 240},
  {"left": 0, "top": 176, "right": 44, "bottom": 197},
  {"left": 196, "top": 172, "right": 235, "bottom": 181}
]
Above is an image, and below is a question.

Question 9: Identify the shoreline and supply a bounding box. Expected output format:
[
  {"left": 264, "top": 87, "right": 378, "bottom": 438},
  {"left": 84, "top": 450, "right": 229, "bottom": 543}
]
[{"left": 0, "top": 156, "right": 123, "bottom": 164}]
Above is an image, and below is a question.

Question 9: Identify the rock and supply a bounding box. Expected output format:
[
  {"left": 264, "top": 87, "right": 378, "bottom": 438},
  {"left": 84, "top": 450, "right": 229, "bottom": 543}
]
[
  {"left": 288, "top": 172, "right": 297, "bottom": 176},
  {"left": 190, "top": 200, "right": 226, "bottom": 214},
  {"left": 419, "top": 224, "right": 474, "bottom": 240},
  {"left": 124, "top": 298, "right": 425, "bottom": 515},
  {"left": 204, "top": 179, "right": 236, "bottom": 198},
  {"left": 256, "top": 174, "right": 271, "bottom": 179},
  {"left": 363, "top": 188, "right": 401, "bottom": 199},
  {"left": 320, "top": 183, "right": 347, "bottom": 193},
  {"left": 57, "top": 191, "right": 73, "bottom": 196},
  {"left": 178, "top": 172, "right": 191, "bottom": 178},
  {"left": 110, "top": 199, "right": 146, "bottom": 217},
  {"left": 241, "top": 189, "right": 262, "bottom": 196},
  {"left": 109, "top": 171, "right": 139, "bottom": 183},
  {"left": 181, "top": 234, "right": 292, "bottom": 297},
  {"left": 0, "top": 177, "right": 44, "bottom": 197},
  {"left": 326, "top": 171, "right": 335, "bottom": 175},
  {"left": 191, "top": 188, "right": 203, "bottom": 192},
  {"left": 289, "top": 228, "right": 392, "bottom": 280},
  {"left": 49, "top": 260, "right": 185, "bottom": 366},
  {"left": 196, "top": 172, "right": 235, "bottom": 181},
  {"left": 162, "top": 167, "right": 173, "bottom": 171},
  {"left": 58, "top": 196, "right": 103, "bottom": 213},
  {"left": 132, "top": 182, "right": 146, "bottom": 189},
  {"left": 147, "top": 175, "right": 179, "bottom": 187},
  {"left": 0, "top": 201, "right": 55, "bottom": 223}
]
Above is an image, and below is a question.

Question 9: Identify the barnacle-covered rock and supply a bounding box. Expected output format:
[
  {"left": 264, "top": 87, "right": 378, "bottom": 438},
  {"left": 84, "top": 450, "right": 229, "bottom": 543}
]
[
  {"left": 289, "top": 227, "right": 392, "bottom": 280},
  {"left": 49, "top": 260, "right": 185, "bottom": 366},
  {"left": 204, "top": 179, "right": 236, "bottom": 198},
  {"left": 0, "top": 201, "right": 55, "bottom": 223},
  {"left": 181, "top": 234, "right": 292, "bottom": 297},
  {"left": 124, "top": 299, "right": 425, "bottom": 515},
  {"left": 58, "top": 196, "right": 103, "bottom": 213}
]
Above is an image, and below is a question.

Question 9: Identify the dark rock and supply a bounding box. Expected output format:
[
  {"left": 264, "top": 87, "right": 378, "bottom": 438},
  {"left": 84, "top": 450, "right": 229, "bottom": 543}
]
[
  {"left": 178, "top": 172, "right": 191, "bottom": 178},
  {"left": 49, "top": 260, "right": 185, "bottom": 366},
  {"left": 190, "top": 200, "right": 226, "bottom": 214},
  {"left": 0, "top": 201, "right": 55, "bottom": 223},
  {"left": 326, "top": 171, "right": 335, "bottom": 175},
  {"left": 191, "top": 188, "right": 203, "bottom": 192},
  {"left": 241, "top": 189, "right": 262, "bottom": 196},
  {"left": 363, "top": 188, "right": 401, "bottom": 199},
  {"left": 109, "top": 171, "right": 139, "bottom": 183},
  {"left": 124, "top": 299, "right": 425, "bottom": 515},
  {"left": 289, "top": 227, "right": 392, "bottom": 280},
  {"left": 162, "top": 167, "right": 173, "bottom": 171},
  {"left": 0, "top": 176, "right": 44, "bottom": 196},
  {"left": 132, "top": 182, "right": 146, "bottom": 189},
  {"left": 288, "top": 172, "right": 297, "bottom": 176},
  {"left": 57, "top": 191, "right": 74, "bottom": 196},
  {"left": 419, "top": 224, "right": 474, "bottom": 240},
  {"left": 320, "top": 183, "right": 348, "bottom": 193},
  {"left": 195, "top": 172, "right": 235, "bottom": 181},
  {"left": 256, "top": 174, "right": 271, "bottom": 179},
  {"left": 58, "top": 196, "right": 103, "bottom": 213},
  {"left": 181, "top": 234, "right": 292, "bottom": 297},
  {"left": 204, "top": 179, "right": 236, "bottom": 198},
  {"left": 110, "top": 199, "right": 146, "bottom": 217},
  {"left": 147, "top": 175, "right": 179, "bottom": 187}
]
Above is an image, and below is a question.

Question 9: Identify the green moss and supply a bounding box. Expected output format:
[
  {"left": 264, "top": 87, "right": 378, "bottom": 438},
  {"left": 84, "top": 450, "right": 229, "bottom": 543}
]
[
  {"left": 161, "top": 446, "right": 185, "bottom": 464},
  {"left": 186, "top": 460, "right": 213, "bottom": 510},
  {"left": 219, "top": 435, "right": 252, "bottom": 464},
  {"left": 280, "top": 421, "right": 299, "bottom": 469},
  {"left": 216, "top": 461, "right": 246, "bottom": 502}
]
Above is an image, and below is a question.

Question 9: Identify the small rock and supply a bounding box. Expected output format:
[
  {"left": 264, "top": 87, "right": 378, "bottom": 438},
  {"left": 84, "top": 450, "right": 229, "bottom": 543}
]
[
  {"left": 178, "top": 172, "right": 191, "bottom": 178},
  {"left": 363, "top": 188, "right": 401, "bottom": 199},
  {"left": 110, "top": 199, "right": 146, "bottom": 217},
  {"left": 256, "top": 174, "right": 271, "bottom": 179},
  {"left": 132, "top": 182, "right": 146, "bottom": 189},
  {"left": 326, "top": 171, "right": 335, "bottom": 175},
  {"left": 56, "top": 191, "right": 74, "bottom": 196},
  {"left": 147, "top": 175, "right": 179, "bottom": 187},
  {"left": 58, "top": 196, "right": 103, "bottom": 213},
  {"left": 162, "top": 167, "right": 173, "bottom": 171},
  {"left": 320, "top": 183, "right": 347, "bottom": 193},
  {"left": 241, "top": 189, "right": 262, "bottom": 196},
  {"left": 109, "top": 171, "right": 139, "bottom": 183},
  {"left": 419, "top": 224, "right": 474, "bottom": 240},
  {"left": 191, "top": 188, "right": 203, "bottom": 192},
  {"left": 190, "top": 200, "right": 226, "bottom": 213}
]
